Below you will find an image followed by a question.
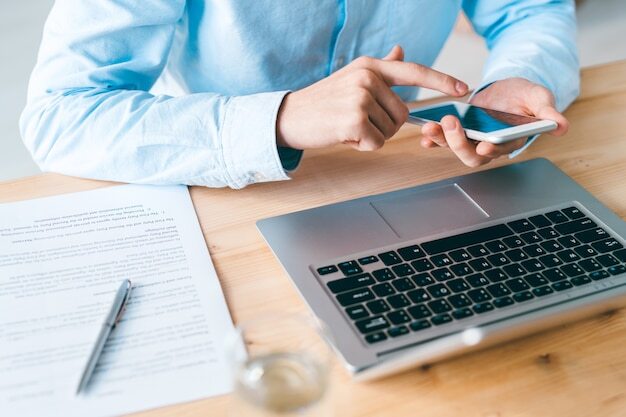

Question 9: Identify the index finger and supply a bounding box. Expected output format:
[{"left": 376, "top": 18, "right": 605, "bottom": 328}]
[{"left": 362, "top": 58, "right": 468, "bottom": 96}]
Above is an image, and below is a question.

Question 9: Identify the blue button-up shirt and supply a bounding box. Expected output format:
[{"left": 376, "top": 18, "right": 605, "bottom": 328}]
[{"left": 20, "top": 0, "right": 579, "bottom": 189}]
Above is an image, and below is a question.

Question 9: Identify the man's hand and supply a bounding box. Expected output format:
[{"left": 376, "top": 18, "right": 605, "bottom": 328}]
[
  {"left": 420, "top": 78, "right": 570, "bottom": 167},
  {"left": 277, "top": 46, "right": 468, "bottom": 151}
]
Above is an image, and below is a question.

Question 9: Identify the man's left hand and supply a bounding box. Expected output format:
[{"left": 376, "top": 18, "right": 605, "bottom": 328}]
[{"left": 419, "top": 77, "right": 570, "bottom": 167}]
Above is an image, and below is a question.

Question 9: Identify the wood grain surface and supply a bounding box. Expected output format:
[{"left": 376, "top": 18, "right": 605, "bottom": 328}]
[{"left": 1, "top": 61, "right": 626, "bottom": 417}]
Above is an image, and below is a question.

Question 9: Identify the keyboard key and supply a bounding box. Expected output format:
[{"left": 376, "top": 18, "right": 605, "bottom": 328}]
[
  {"left": 473, "top": 302, "right": 495, "bottom": 314},
  {"left": 608, "top": 265, "right": 626, "bottom": 275},
  {"left": 358, "top": 255, "right": 378, "bottom": 265},
  {"left": 346, "top": 305, "right": 369, "bottom": 320},
  {"left": 505, "top": 249, "right": 528, "bottom": 262},
  {"left": 467, "top": 273, "right": 490, "bottom": 287},
  {"left": 366, "top": 300, "right": 390, "bottom": 314},
  {"left": 503, "top": 264, "right": 526, "bottom": 277},
  {"left": 365, "top": 332, "right": 388, "bottom": 344},
  {"left": 513, "top": 291, "right": 534, "bottom": 302},
  {"left": 431, "top": 254, "right": 453, "bottom": 267},
  {"left": 503, "top": 236, "right": 525, "bottom": 248},
  {"left": 484, "top": 268, "right": 508, "bottom": 282},
  {"left": 448, "top": 293, "right": 472, "bottom": 308},
  {"left": 544, "top": 268, "right": 567, "bottom": 282},
  {"left": 541, "top": 240, "right": 563, "bottom": 253},
  {"left": 614, "top": 248, "right": 626, "bottom": 262},
  {"left": 387, "top": 310, "right": 411, "bottom": 325},
  {"left": 493, "top": 296, "right": 515, "bottom": 308},
  {"left": 552, "top": 281, "right": 573, "bottom": 292},
  {"left": 487, "top": 254, "right": 510, "bottom": 267},
  {"left": 427, "top": 283, "right": 450, "bottom": 298},
  {"left": 523, "top": 244, "right": 547, "bottom": 257},
  {"left": 524, "top": 273, "right": 548, "bottom": 287},
  {"left": 387, "top": 294, "right": 410, "bottom": 309},
  {"left": 539, "top": 254, "right": 563, "bottom": 268},
  {"left": 411, "top": 273, "right": 434, "bottom": 287},
  {"left": 486, "top": 283, "right": 511, "bottom": 298},
  {"left": 407, "top": 288, "right": 431, "bottom": 304},
  {"left": 591, "top": 238, "right": 623, "bottom": 253},
  {"left": 529, "top": 214, "right": 552, "bottom": 228},
  {"left": 337, "top": 288, "right": 375, "bottom": 306},
  {"left": 372, "top": 268, "right": 395, "bottom": 282},
  {"left": 410, "top": 320, "right": 432, "bottom": 332},
  {"left": 356, "top": 316, "right": 390, "bottom": 333},
  {"left": 537, "top": 227, "right": 560, "bottom": 240},
  {"left": 338, "top": 260, "right": 363, "bottom": 276},
  {"left": 545, "top": 210, "right": 568, "bottom": 223},
  {"left": 327, "top": 273, "right": 375, "bottom": 294},
  {"left": 589, "top": 270, "right": 610, "bottom": 280},
  {"left": 408, "top": 304, "right": 432, "bottom": 319},
  {"left": 508, "top": 219, "right": 535, "bottom": 233},
  {"left": 597, "top": 254, "right": 619, "bottom": 267},
  {"left": 431, "top": 314, "right": 453, "bottom": 326},
  {"left": 411, "top": 259, "right": 435, "bottom": 272},
  {"left": 392, "top": 277, "right": 416, "bottom": 292},
  {"left": 428, "top": 299, "right": 452, "bottom": 314},
  {"left": 422, "top": 224, "right": 514, "bottom": 255},
  {"left": 505, "top": 278, "right": 530, "bottom": 292},
  {"left": 447, "top": 278, "right": 470, "bottom": 293},
  {"left": 317, "top": 265, "right": 338, "bottom": 275},
  {"left": 574, "top": 245, "right": 598, "bottom": 258},
  {"left": 556, "top": 249, "right": 580, "bottom": 263},
  {"left": 388, "top": 326, "right": 410, "bottom": 338},
  {"left": 379, "top": 251, "right": 403, "bottom": 266},
  {"left": 579, "top": 258, "right": 602, "bottom": 272},
  {"left": 469, "top": 258, "right": 492, "bottom": 271},
  {"left": 562, "top": 206, "right": 585, "bottom": 219},
  {"left": 392, "top": 263, "right": 415, "bottom": 277},
  {"left": 575, "top": 227, "right": 609, "bottom": 243},
  {"left": 571, "top": 275, "right": 592, "bottom": 286},
  {"left": 449, "top": 249, "right": 471, "bottom": 262},
  {"left": 558, "top": 235, "right": 579, "bottom": 248},
  {"left": 372, "top": 283, "right": 395, "bottom": 297},
  {"left": 468, "top": 288, "right": 492, "bottom": 303},
  {"left": 554, "top": 218, "right": 596, "bottom": 235},
  {"left": 450, "top": 263, "right": 473, "bottom": 276},
  {"left": 559, "top": 264, "right": 584, "bottom": 277},
  {"left": 532, "top": 286, "right": 554, "bottom": 297},
  {"left": 485, "top": 240, "right": 507, "bottom": 253},
  {"left": 452, "top": 308, "right": 474, "bottom": 320},
  {"left": 397, "top": 245, "right": 426, "bottom": 261},
  {"left": 431, "top": 268, "right": 454, "bottom": 282},
  {"left": 468, "top": 244, "right": 490, "bottom": 257},
  {"left": 521, "top": 259, "right": 544, "bottom": 273},
  {"left": 520, "top": 231, "right": 542, "bottom": 244}
]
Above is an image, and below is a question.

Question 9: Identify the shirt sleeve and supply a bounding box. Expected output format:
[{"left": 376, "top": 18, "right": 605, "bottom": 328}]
[
  {"left": 463, "top": 0, "right": 580, "bottom": 112},
  {"left": 19, "top": 0, "right": 299, "bottom": 189}
]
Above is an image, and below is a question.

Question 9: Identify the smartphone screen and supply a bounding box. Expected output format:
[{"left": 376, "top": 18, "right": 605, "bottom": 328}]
[{"left": 409, "top": 103, "right": 541, "bottom": 133}]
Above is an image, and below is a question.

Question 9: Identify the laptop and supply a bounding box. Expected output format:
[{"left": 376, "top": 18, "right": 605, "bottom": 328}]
[{"left": 257, "top": 158, "right": 626, "bottom": 380}]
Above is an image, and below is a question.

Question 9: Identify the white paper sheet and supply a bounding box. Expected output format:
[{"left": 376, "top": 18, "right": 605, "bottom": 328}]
[{"left": 0, "top": 185, "right": 235, "bottom": 417}]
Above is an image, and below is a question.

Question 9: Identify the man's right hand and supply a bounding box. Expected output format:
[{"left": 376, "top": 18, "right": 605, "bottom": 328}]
[{"left": 276, "top": 45, "right": 468, "bottom": 151}]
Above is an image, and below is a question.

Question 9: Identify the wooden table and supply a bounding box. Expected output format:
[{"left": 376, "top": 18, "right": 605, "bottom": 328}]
[{"left": 2, "top": 61, "right": 626, "bottom": 417}]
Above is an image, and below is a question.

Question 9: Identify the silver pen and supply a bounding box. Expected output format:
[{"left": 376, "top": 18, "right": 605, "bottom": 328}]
[{"left": 76, "top": 279, "right": 133, "bottom": 394}]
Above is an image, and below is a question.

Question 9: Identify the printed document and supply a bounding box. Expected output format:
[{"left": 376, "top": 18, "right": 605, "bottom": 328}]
[{"left": 0, "top": 185, "right": 235, "bottom": 417}]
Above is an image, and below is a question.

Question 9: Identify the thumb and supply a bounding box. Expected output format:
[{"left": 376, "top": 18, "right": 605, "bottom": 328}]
[{"left": 383, "top": 45, "right": 404, "bottom": 62}]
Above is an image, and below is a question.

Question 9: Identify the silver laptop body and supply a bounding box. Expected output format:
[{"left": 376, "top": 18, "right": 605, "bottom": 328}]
[{"left": 257, "top": 158, "right": 626, "bottom": 380}]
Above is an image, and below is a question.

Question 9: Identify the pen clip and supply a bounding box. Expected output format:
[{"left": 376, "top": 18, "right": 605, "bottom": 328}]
[{"left": 113, "top": 280, "right": 132, "bottom": 326}]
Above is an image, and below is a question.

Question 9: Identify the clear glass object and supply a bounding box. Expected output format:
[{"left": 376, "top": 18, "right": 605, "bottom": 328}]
[{"left": 226, "top": 313, "right": 334, "bottom": 417}]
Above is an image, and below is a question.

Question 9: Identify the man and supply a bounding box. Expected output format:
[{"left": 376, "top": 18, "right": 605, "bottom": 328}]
[{"left": 20, "top": 1, "right": 578, "bottom": 189}]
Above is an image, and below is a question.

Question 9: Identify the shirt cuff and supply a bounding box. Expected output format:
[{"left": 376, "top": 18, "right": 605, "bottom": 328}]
[{"left": 221, "top": 90, "right": 294, "bottom": 189}]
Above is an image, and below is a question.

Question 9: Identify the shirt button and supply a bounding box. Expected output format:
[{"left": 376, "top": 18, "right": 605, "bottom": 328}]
[
  {"left": 253, "top": 172, "right": 265, "bottom": 181},
  {"left": 336, "top": 56, "right": 345, "bottom": 67}
]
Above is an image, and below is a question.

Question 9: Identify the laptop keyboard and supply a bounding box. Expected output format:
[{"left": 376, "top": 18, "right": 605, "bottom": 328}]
[{"left": 314, "top": 206, "right": 626, "bottom": 345}]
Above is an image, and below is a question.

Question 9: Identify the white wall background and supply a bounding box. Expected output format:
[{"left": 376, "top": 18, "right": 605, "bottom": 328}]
[{"left": 1, "top": 0, "right": 625, "bottom": 182}]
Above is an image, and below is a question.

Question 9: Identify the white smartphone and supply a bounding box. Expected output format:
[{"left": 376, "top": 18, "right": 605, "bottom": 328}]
[{"left": 407, "top": 101, "right": 557, "bottom": 144}]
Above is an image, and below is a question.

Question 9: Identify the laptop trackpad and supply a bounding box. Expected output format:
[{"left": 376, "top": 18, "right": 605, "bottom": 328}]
[{"left": 369, "top": 183, "right": 489, "bottom": 239}]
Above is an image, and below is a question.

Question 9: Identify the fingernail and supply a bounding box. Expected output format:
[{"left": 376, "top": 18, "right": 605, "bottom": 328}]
[
  {"left": 442, "top": 117, "right": 455, "bottom": 131},
  {"left": 455, "top": 81, "right": 468, "bottom": 94}
]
